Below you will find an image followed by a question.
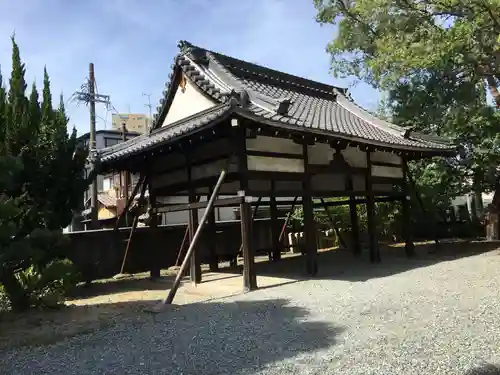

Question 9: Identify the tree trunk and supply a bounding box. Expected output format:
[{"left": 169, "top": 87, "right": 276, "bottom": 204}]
[
  {"left": 0, "top": 268, "right": 30, "bottom": 311},
  {"left": 485, "top": 75, "right": 500, "bottom": 108}
]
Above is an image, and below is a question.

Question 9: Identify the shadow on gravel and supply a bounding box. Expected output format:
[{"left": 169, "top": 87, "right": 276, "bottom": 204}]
[
  {"left": 67, "top": 273, "right": 177, "bottom": 299},
  {"left": 218, "top": 239, "right": 500, "bottom": 284},
  {"left": 2, "top": 298, "right": 343, "bottom": 375},
  {"left": 465, "top": 364, "right": 500, "bottom": 374}
]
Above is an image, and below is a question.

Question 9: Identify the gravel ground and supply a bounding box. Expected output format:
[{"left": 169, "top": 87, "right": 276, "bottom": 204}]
[{"left": 2, "top": 246, "right": 500, "bottom": 375}]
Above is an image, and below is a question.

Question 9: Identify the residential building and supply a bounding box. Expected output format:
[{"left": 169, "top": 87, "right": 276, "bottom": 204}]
[
  {"left": 111, "top": 113, "right": 149, "bottom": 134},
  {"left": 65, "top": 129, "right": 141, "bottom": 232}
]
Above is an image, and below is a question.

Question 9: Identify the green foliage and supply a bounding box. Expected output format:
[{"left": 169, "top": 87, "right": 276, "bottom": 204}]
[
  {"left": 314, "top": 0, "right": 500, "bottom": 217},
  {"left": 314, "top": 0, "right": 500, "bottom": 91},
  {"left": 0, "top": 37, "right": 88, "bottom": 311},
  {"left": 16, "top": 259, "right": 80, "bottom": 309},
  {"left": 290, "top": 199, "right": 403, "bottom": 242}
]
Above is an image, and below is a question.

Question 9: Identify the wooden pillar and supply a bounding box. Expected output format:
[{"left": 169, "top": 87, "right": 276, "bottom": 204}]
[
  {"left": 187, "top": 154, "right": 201, "bottom": 284},
  {"left": 402, "top": 160, "right": 415, "bottom": 257},
  {"left": 349, "top": 195, "right": 361, "bottom": 255},
  {"left": 270, "top": 180, "right": 281, "bottom": 262},
  {"left": 365, "top": 150, "right": 380, "bottom": 263},
  {"left": 234, "top": 117, "right": 257, "bottom": 291},
  {"left": 207, "top": 191, "right": 219, "bottom": 271},
  {"left": 149, "top": 183, "right": 161, "bottom": 279},
  {"left": 241, "top": 196, "right": 257, "bottom": 292},
  {"left": 303, "top": 142, "right": 318, "bottom": 276}
]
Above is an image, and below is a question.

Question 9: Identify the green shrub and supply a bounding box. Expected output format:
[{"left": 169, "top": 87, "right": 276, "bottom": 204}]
[{"left": 16, "top": 258, "right": 81, "bottom": 309}]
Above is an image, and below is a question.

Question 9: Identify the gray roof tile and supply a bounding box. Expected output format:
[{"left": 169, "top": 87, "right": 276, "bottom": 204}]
[
  {"left": 100, "top": 40, "right": 455, "bottom": 164},
  {"left": 100, "top": 102, "right": 234, "bottom": 163}
]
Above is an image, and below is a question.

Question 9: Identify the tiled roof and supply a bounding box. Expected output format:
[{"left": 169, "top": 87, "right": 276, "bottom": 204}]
[
  {"left": 100, "top": 102, "right": 235, "bottom": 162},
  {"left": 159, "top": 41, "right": 453, "bottom": 152},
  {"left": 99, "top": 40, "right": 455, "bottom": 164}
]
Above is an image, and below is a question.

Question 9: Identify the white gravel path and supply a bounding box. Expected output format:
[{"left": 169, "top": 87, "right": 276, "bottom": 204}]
[{"left": 2, "top": 247, "right": 500, "bottom": 375}]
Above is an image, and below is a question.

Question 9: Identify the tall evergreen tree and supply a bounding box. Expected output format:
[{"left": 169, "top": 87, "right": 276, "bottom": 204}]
[{"left": 0, "top": 37, "right": 89, "bottom": 310}]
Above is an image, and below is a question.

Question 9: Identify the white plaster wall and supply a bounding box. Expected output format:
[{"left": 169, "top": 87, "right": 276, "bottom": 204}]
[
  {"left": 308, "top": 143, "right": 332, "bottom": 165},
  {"left": 371, "top": 165, "right": 403, "bottom": 178},
  {"left": 162, "top": 78, "right": 216, "bottom": 126},
  {"left": 342, "top": 146, "right": 367, "bottom": 168},
  {"left": 247, "top": 156, "right": 304, "bottom": 173},
  {"left": 370, "top": 150, "right": 402, "bottom": 165},
  {"left": 246, "top": 136, "right": 302, "bottom": 154}
]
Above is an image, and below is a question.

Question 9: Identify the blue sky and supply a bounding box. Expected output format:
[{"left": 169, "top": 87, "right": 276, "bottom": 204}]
[{"left": 0, "top": 0, "right": 379, "bottom": 136}]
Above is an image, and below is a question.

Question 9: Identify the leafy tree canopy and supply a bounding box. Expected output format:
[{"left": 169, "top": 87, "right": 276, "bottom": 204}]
[{"left": 314, "top": 0, "right": 500, "bottom": 204}]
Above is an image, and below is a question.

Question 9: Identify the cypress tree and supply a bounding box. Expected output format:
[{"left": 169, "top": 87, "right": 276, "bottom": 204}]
[
  {"left": 0, "top": 69, "right": 6, "bottom": 150},
  {"left": 0, "top": 37, "right": 89, "bottom": 310}
]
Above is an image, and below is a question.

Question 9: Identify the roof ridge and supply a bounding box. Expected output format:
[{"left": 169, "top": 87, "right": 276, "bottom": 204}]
[
  {"left": 335, "top": 93, "right": 453, "bottom": 145},
  {"left": 178, "top": 40, "right": 346, "bottom": 97},
  {"left": 204, "top": 52, "right": 286, "bottom": 115}
]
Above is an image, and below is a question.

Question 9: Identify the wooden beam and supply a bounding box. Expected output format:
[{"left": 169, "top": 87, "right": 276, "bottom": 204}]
[
  {"left": 148, "top": 183, "right": 161, "bottom": 279},
  {"left": 164, "top": 169, "right": 228, "bottom": 304},
  {"left": 155, "top": 196, "right": 243, "bottom": 213},
  {"left": 346, "top": 169, "right": 361, "bottom": 256},
  {"left": 270, "top": 181, "right": 281, "bottom": 262},
  {"left": 302, "top": 142, "right": 318, "bottom": 276},
  {"left": 187, "top": 153, "right": 201, "bottom": 285},
  {"left": 241, "top": 195, "right": 257, "bottom": 292},
  {"left": 402, "top": 160, "right": 415, "bottom": 257},
  {"left": 365, "top": 151, "right": 380, "bottom": 263},
  {"left": 206, "top": 190, "right": 218, "bottom": 272}
]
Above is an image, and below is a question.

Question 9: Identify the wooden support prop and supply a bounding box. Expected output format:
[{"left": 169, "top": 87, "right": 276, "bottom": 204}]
[
  {"left": 163, "top": 169, "right": 227, "bottom": 304},
  {"left": 404, "top": 161, "right": 440, "bottom": 247},
  {"left": 119, "top": 178, "right": 149, "bottom": 275},
  {"left": 319, "top": 198, "right": 347, "bottom": 249},
  {"left": 279, "top": 196, "right": 299, "bottom": 243},
  {"left": 174, "top": 195, "right": 201, "bottom": 267}
]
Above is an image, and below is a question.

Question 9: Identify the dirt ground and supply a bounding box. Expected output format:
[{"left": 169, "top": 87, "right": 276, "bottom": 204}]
[{"left": 1, "top": 239, "right": 496, "bottom": 350}]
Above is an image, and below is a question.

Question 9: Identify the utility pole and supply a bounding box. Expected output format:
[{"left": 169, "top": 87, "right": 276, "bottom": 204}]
[
  {"left": 88, "top": 63, "right": 98, "bottom": 229},
  {"left": 122, "top": 122, "right": 130, "bottom": 226},
  {"left": 142, "top": 92, "right": 153, "bottom": 130},
  {"left": 75, "top": 63, "right": 111, "bottom": 230}
]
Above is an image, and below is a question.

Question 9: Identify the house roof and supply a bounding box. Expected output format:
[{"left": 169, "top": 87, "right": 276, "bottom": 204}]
[{"left": 99, "top": 40, "right": 455, "bottom": 164}]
